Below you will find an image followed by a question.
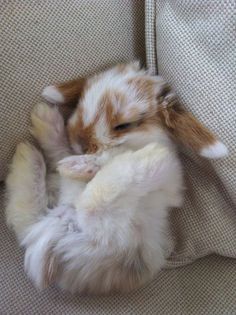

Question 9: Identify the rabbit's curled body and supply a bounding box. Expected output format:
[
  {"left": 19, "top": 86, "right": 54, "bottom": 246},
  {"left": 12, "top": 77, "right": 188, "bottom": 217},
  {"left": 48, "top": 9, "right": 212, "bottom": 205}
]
[{"left": 6, "top": 63, "right": 226, "bottom": 294}]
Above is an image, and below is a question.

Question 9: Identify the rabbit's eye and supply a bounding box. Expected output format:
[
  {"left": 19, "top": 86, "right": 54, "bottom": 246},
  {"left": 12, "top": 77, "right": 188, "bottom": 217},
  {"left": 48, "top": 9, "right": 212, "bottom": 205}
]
[
  {"left": 114, "top": 123, "right": 133, "bottom": 131},
  {"left": 114, "top": 120, "right": 142, "bottom": 131}
]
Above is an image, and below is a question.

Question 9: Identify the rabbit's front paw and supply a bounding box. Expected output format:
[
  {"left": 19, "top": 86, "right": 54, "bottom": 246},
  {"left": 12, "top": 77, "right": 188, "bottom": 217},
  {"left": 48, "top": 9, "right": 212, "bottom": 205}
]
[{"left": 57, "top": 155, "right": 100, "bottom": 180}]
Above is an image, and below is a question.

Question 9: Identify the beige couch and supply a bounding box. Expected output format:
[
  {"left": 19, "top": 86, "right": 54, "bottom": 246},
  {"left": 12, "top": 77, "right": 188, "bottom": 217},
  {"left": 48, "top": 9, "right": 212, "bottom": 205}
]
[{"left": 1, "top": 1, "right": 235, "bottom": 314}]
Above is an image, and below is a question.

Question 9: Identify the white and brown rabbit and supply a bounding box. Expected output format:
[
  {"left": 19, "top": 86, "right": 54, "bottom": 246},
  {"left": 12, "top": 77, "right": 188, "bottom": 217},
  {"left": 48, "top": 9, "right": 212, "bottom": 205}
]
[{"left": 6, "top": 62, "right": 227, "bottom": 294}]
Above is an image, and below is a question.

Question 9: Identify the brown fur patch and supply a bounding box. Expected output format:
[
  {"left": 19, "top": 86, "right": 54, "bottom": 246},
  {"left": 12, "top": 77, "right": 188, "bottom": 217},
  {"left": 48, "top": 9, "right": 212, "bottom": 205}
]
[
  {"left": 68, "top": 110, "right": 99, "bottom": 154},
  {"left": 101, "top": 90, "right": 124, "bottom": 125},
  {"left": 57, "top": 77, "right": 87, "bottom": 106},
  {"left": 158, "top": 99, "right": 216, "bottom": 152}
]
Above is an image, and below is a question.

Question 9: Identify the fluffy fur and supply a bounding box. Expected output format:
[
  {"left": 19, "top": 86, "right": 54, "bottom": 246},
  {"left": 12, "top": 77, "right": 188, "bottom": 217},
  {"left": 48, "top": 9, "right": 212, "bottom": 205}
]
[{"left": 6, "top": 62, "right": 227, "bottom": 294}]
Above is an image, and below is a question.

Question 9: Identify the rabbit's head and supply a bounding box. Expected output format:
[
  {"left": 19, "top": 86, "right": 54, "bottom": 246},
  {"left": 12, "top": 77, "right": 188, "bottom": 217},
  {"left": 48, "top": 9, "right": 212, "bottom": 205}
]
[{"left": 42, "top": 62, "right": 227, "bottom": 158}]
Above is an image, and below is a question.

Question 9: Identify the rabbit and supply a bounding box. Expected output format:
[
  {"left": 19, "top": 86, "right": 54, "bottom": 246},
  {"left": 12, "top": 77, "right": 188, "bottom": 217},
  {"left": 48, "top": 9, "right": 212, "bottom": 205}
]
[{"left": 5, "top": 62, "right": 228, "bottom": 295}]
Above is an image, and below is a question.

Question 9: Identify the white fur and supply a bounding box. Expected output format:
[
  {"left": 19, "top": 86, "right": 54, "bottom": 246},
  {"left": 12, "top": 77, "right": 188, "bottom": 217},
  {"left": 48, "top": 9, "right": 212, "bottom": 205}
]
[
  {"left": 30, "top": 102, "right": 71, "bottom": 169},
  {"left": 200, "top": 141, "right": 228, "bottom": 158},
  {"left": 6, "top": 142, "right": 47, "bottom": 238},
  {"left": 42, "top": 85, "right": 64, "bottom": 104},
  {"left": 6, "top": 66, "right": 184, "bottom": 294}
]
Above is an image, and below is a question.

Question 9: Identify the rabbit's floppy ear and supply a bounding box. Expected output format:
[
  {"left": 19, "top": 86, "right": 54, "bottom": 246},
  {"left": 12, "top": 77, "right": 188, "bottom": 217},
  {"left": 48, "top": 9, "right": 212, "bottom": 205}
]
[
  {"left": 158, "top": 93, "right": 228, "bottom": 158},
  {"left": 42, "top": 77, "right": 87, "bottom": 107}
]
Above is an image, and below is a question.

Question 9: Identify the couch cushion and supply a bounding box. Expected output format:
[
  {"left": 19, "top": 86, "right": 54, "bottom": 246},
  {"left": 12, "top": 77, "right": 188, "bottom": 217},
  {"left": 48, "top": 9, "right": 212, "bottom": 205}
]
[
  {"left": 0, "top": 0, "right": 145, "bottom": 181},
  {"left": 145, "top": 0, "right": 236, "bottom": 266},
  {"left": 1, "top": 184, "right": 236, "bottom": 314}
]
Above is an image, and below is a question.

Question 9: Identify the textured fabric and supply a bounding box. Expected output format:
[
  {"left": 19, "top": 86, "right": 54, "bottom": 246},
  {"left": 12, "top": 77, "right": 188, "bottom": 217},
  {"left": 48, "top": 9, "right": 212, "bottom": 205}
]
[
  {"left": 146, "top": 0, "right": 236, "bottom": 267},
  {"left": 145, "top": 0, "right": 157, "bottom": 75},
  {"left": 0, "top": 0, "right": 145, "bottom": 181},
  {"left": 1, "top": 1, "right": 236, "bottom": 314},
  {"left": 1, "top": 184, "right": 236, "bottom": 315}
]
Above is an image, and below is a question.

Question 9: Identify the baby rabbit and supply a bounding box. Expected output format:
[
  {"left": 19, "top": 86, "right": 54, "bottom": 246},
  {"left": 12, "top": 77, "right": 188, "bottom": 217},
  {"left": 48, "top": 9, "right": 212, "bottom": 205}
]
[{"left": 6, "top": 62, "right": 227, "bottom": 294}]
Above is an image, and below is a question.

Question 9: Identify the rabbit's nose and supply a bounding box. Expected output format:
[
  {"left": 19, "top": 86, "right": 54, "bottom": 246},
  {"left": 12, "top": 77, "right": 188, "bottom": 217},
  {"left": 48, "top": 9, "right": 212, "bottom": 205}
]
[
  {"left": 79, "top": 141, "right": 87, "bottom": 153},
  {"left": 77, "top": 133, "right": 99, "bottom": 154},
  {"left": 86, "top": 143, "right": 98, "bottom": 154},
  {"left": 82, "top": 143, "right": 99, "bottom": 154}
]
